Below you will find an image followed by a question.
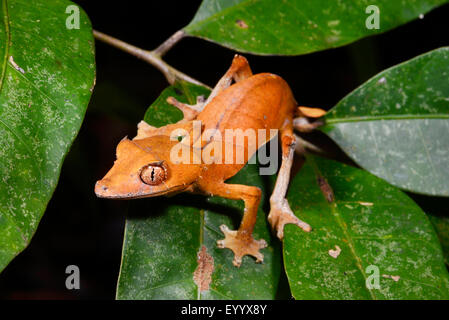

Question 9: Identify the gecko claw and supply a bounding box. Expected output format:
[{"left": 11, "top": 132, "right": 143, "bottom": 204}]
[
  {"left": 217, "top": 239, "right": 225, "bottom": 248},
  {"left": 233, "top": 256, "right": 243, "bottom": 267}
]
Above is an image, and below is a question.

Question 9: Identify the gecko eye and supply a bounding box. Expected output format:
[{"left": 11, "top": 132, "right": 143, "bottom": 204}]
[{"left": 140, "top": 163, "right": 167, "bottom": 185}]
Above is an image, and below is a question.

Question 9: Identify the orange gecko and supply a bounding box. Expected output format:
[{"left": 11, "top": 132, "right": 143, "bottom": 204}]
[{"left": 95, "top": 55, "right": 325, "bottom": 267}]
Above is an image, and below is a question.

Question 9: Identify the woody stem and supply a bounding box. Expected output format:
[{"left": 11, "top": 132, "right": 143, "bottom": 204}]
[
  {"left": 93, "top": 30, "right": 210, "bottom": 89},
  {"left": 153, "top": 30, "right": 186, "bottom": 57}
]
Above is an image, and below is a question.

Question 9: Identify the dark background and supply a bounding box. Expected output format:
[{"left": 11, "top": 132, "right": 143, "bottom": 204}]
[{"left": 0, "top": 1, "right": 448, "bottom": 299}]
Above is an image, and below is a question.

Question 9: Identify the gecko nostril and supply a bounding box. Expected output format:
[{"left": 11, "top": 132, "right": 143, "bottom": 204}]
[{"left": 102, "top": 186, "right": 108, "bottom": 191}]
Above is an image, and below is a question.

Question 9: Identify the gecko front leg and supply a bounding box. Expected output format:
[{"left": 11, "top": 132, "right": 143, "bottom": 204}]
[
  {"left": 166, "top": 95, "right": 206, "bottom": 121},
  {"left": 133, "top": 120, "right": 157, "bottom": 140},
  {"left": 199, "top": 182, "right": 267, "bottom": 267}
]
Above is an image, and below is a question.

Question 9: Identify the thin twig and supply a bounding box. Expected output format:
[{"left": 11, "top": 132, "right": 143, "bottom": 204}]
[
  {"left": 153, "top": 30, "right": 186, "bottom": 57},
  {"left": 93, "top": 30, "right": 210, "bottom": 88}
]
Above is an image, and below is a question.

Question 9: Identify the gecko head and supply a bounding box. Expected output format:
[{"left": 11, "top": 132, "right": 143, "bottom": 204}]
[{"left": 95, "top": 135, "right": 201, "bottom": 199}]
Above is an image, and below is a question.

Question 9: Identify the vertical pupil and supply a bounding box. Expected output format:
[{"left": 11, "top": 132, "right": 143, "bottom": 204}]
[{"left": 141, "top": 165, "right": 165, "bottom": 185}]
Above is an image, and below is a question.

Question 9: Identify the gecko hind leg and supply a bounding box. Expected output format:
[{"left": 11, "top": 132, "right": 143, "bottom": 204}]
[
  {"left": 204, "top": 54, "right": 253, "bottom": 105},
  {"left": 166, "top": 54, "right": 253, "bottom": 121},
  {"left": 200, "top": 182, "right": 267, "bottom": 267},
  {"left": 268, "top": 125, "right": 311, "bottom": 239},
  {"left": 293, "top": 106, "right": 326, "bottom": 132},
  {"left": 293, "top": 117, "right": 324, "bottom": 133}
]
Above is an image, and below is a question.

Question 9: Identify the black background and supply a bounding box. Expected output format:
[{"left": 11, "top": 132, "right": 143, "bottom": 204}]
[{"left": 0, "top": 1, "right": 448, "bottom": 299}]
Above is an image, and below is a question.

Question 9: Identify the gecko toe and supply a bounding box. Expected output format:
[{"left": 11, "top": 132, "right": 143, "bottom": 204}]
[
  {"left": 217, "top": 239, "right": 225, "bottom": 248},
  {"left": 258, "top": 239, "right": 268, "bottom": 249},
  {"left": 217, "top": 225, "right": 267, "bottom": 267},
  {"left": 232, "top": 256, "right": 243, "bottom": 268},
  {"left": 269, "top": 201, "right": 311, "bottom": 240}
]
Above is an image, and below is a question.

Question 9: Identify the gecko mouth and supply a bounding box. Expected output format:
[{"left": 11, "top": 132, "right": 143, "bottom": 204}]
[{"left": 94, "top": 181, "right": 187, "bottom": 199}]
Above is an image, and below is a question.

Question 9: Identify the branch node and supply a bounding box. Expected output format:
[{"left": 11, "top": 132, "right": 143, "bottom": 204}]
[{"left": 93, "top": 29, "right": 209, "bottom": 88}]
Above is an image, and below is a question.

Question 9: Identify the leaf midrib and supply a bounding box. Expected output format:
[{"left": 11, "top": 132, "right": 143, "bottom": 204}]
[
  {"left": 310, "top": 158, "right": 377, "bottom": 300},
  {"left": 196, "top": 209, "right": 205, "bottom": 300},
  {"left": 330, "top": 203, "right": 377, "bottom": 300},
  {"left": 0, "top": 0, "right": 10, "bottom": 93},
  {"left": 325, "top": 113, "right": 449, "bottom": 125},
  {"left": 132, "top": 208, "right": 236, "bottom": 300},
  {"left": 197, "top": 209, "right": 234, "bottom": 300}
]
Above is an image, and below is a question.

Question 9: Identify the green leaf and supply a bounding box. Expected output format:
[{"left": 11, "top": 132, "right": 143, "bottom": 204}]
[
  {"left": 429, "top": 215, "right": 449, "bottom": 266},
  {"left": 184, "top": 0, "right": 449, "bottom": 55},
  {"left": 283, "top": 155, "right": 449, "bottom": 299},
  {"left": 321, "top": 47, "right": 449, "bottom": 196},
  {"left": 0, "top": 0, "right": 95, "bottom": 272},
  {"left": 116, "top": 81, "right": 281, "bottom": 300}
]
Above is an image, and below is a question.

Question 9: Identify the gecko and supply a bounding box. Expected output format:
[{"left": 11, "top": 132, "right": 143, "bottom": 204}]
[{"left": 95, "top": 55, "right": 325, "bottom": 267}]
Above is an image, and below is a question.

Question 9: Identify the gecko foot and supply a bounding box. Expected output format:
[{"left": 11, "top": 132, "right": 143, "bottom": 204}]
[
  {"left": 217, "top": 225, "right": 267, "bottom": 267},
  {"left": 268, "top": 199, "right": 311, "bottom": 240}
]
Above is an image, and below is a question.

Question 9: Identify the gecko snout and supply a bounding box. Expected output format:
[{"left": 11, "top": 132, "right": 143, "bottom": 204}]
[{"left": 94, "top": 179, "right": 111, "bottom": 198}]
